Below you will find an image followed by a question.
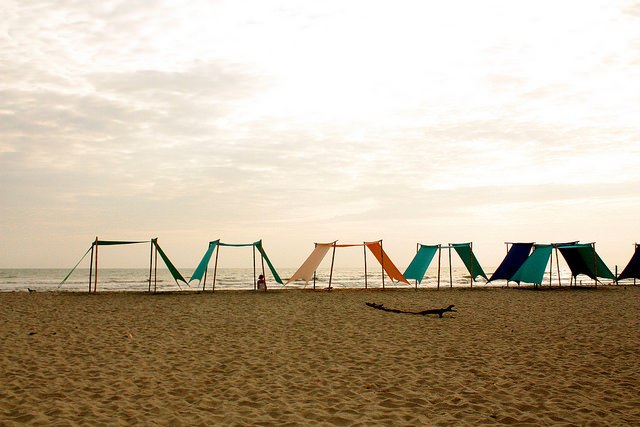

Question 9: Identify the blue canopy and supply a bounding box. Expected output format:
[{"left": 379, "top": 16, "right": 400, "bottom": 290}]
[
  {"left": 488, "top": 243, "right": 533, "bottom": 283},
  {"left": 618, "top": 244, "right": 640, "bottom": 281}
]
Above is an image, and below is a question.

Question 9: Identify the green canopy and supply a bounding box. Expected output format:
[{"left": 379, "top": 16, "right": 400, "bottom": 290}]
[
  {"left": 403, "top": 245, "right": 439, "bottom": 283},
  {"left": 511, "top": 244, "right": 553, "bottom": 285},
  {"left": 153, "top": 239, "right": 188, "bottom": 287},
  {"left": 558, "top": 244, "right": 616, "bottom": 281},
  {"left": 59, "top": 239, "right": 150, "bottom": 287},
  {"left": 256, "top": 241, "right": 283, "bottom": 285},
  {"left": 451, "top": 243, "right": 488, "bottom": 280},
  {"left": 96, "top": 240, "right": 148, "bottom": 246}
]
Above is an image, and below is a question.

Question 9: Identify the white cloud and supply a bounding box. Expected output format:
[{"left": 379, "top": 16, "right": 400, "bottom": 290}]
[{"left": 1, "top": 0, "right": 640, "bottom": 268}]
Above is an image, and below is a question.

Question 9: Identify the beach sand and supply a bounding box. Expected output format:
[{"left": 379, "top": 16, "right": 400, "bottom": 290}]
[{"left": 1, "top": 286, "right": 639, "bottom": 425}]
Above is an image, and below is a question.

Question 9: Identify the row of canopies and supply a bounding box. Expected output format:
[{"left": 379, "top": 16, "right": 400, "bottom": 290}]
[
  {"left": 405, "top": 241, "right": 640, "bottom": 287},
  {"left": 61, "top": 237, "right": 640, "bottom": 292}
]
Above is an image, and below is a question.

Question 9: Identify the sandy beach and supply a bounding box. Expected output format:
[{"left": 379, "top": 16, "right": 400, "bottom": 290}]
[{"left": 1, "top": 286, "right": 639, "bottom": 425}]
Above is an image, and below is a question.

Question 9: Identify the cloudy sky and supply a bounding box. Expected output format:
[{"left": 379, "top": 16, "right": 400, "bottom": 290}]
[{"left": 2, "top": 0, "right": 639, "bottom": 270}]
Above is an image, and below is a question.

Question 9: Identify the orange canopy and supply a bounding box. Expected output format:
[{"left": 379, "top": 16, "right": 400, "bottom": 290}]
[
  {"left": 365, "top": 241, "right": 410, "bottom": 284},
  {"left": 286, "top": 241, "right": 409, "bottom": 286}
]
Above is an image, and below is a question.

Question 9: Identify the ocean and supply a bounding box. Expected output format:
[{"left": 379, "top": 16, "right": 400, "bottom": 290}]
[{"left": 0, "top": 266, "right": 586, "bottom": 292}]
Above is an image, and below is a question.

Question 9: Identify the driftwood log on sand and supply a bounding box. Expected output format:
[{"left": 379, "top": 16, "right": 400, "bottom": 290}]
[{"left": 366, "top": 302, "right": 456, "bottom": 318}]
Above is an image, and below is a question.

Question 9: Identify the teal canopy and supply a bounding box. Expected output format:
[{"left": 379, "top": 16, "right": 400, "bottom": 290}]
[
  {"left": 403, "top": 245, "right": 439, "bottom": 283},
  {"left": 189, "top": 240, "right": 283, "bottom": 285},
  {"left": 451, "top": 243, "right": 488, "bottom": 280},
  {"left": 153, "top": 239, "right": 188, "bottom": 287},
  {"left": 511, "top": 244, "right": 553, "bottom": 285},
  {"left": 189, "top": 240, "right": 219, "bottom": 283}
]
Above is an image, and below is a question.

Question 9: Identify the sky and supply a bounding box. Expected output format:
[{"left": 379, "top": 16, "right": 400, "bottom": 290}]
[{"left": 1, "top": 0, "right": 640, "bottom": 271}]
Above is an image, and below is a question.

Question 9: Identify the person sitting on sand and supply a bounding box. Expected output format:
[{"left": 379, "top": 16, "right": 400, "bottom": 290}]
[{"left": 257, "top": 274, "right": 267, "bottom": 291}]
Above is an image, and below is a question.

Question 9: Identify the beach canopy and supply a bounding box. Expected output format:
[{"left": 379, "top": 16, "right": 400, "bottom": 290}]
[
  {"left": 618, "top": 244, "right": 640, "bottom": 281},
  {"left": 152, "top": 238, "right": 188, "bottom": 286},
  {"left": 189, "top": 240, "right": 282, "bottom": 285},
  {"left": 286, "top": 241, "right": 409, "bottom": 286},
  {"left": 94, "top": 240, "right": 149, "bottom": 246},
  {"left": 403, "top": 244, "right": 439, "bottom": 284},
  {"left": 286, "top": 244, "right": 333, "bottom": 284},
  {"left": 60, "top": 238, "right": 150, "bottom": 287},
  {"left": 450, "top": 243, "right": 488, "bottom": 280},
  {"left": 190, "top": 240, "right": 219, "bottom": 284},
  {"left": 488, "top": 243, "right": 533, "bottom": 283},
  {"left": 510, "top": 244, "right": 553, "bottom": 286},
  {"left": 365, "top": 241, "right": 408, "bottom": 283},
  {"left": 60, "top": 237, "right": 188, "bottom": 291},
  {"left": 557, "top": 244, "right": 615, "bottom": 281}
]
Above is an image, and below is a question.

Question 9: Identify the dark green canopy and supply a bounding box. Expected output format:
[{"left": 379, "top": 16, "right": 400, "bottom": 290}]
[
  {"left": 95, "top": 240, "right": 148, "bottom": 246},
  {"left": 451, "top": 243, "right": 488, "bottom": 280},
  {"left": 59, "top": 239, "right": 151, "bottom": 287},
  {"left": 558, "top": 244, "right": 615, "bottom": 281}
]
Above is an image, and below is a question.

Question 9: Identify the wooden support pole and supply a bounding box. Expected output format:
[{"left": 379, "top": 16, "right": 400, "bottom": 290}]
[
  {"left": 469, "top": 242, "right": 473, "bottom": 289},
  {"left": 313, "top": 243, "right": 317, "bottom": 290},
  {"left": 148, "top": 240, "right": 153, "bottom": 293},
  {"left": 328, "top": 242, "right": 336, "bottom": 290},
  {"left": 415, "top": 243, "right": 419, "bottom": 289},
  {"left": 363, "top": 243, "right": 368, "bottom": 289},
  {"left": 555, "top": 246, "right": 562, "bottom": 287},
  {"left": 592, "top": 243, "right": 598, "bottom": 287},
  {"left": 203, "top": 242, "right": 211, "bottom": 292},
  {"left": 154, "top": 243, "right": 158, "bottom": 293},
  {"left": 212, "top": 244, "right": 220, "bottom": 292},
  {"left": 437, "top": 244, "right": 441, "bottom": 290},
  {"left": 89, "top": 241, "right": 94, "bottom": 293},
  {"left": 260, "top": 240, "right": 266, "bottom": 291},
  {"left": 203, "top": 266, "right": 208, "bottom": 292},
  {"left": 380, "top": 240, "right": 385, "bottom": 290},
  {"left": 94, "top": 237, "right": 99, "bottom": 293},
  {"left": 549, "top": 246, "right": 553, "bottom": 287},
  {"left": 505, "top": 243, "right": 510, "bottom": 287},
  {"left": 253, "top": 244, "right": 257, "bottom": 290},
  {"left": 448, "top": 245, "right": 453, "bottom": 288}
]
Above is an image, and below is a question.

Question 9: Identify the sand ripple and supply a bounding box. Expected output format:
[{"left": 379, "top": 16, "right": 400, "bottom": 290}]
[{"left": 1, "top": 286, "right": 640, "bottom": 425}]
